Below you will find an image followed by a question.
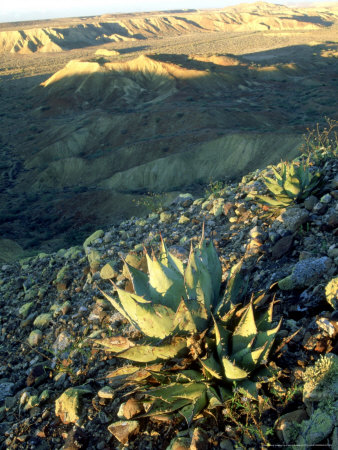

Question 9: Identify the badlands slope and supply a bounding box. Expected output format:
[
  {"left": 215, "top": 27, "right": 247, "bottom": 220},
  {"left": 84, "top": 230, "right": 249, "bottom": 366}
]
[
  {"left": 0, "top": 2, "right": 337, "bottom": 53},
  {"left": 0, "top": 2, "right": 337, "bottom": 256}
]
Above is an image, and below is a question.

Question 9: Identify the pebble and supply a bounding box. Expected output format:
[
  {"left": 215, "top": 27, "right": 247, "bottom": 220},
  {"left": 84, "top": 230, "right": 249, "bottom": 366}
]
[
  {"left": 28, "top": 330, "right": 43, "bottom": 346},
  {"left": 98, "top": 386, "right": 115, "bottom": 399}
]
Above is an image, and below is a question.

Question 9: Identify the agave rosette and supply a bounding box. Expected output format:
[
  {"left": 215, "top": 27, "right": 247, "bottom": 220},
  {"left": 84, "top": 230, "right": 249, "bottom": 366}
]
[
  {"left": 257, "top": 160, "right": 321, "bottom": 207},
  {"left": 97, "top": 234, "right": 281, "bottom": 424}
]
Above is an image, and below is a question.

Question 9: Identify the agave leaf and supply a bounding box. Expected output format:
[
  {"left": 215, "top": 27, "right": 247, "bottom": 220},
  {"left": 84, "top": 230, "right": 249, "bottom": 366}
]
[
  {"left": 199, "top": 355, "right": 223, "bottom": 380},
  {"left": 218, "top": 260, "right": 248, "bottom": 315},
  {"left": 143, "top": 398, "right": 191, "bottom": 416},
  {"left": 219, "top": 386, "right": 232, "bottom": 402},
  {"left": 217, "top": 303, "right": 239, "bottom": 326},
  {"left": 232, "top": 303, "right": 258, "bottom": 354},
  {"left": 256, "top": 195, "right": 291, "bottom": 207},
  {"left": 146, "top": 253, "right": 185, "bottom": 310},
  {"left": 264, "top": 178, "right": 286, "bottom": 196},
  {"left": 99, "top": 289, "right": 134, "bottom": 324},
  {"left": 240, "top": 342, "right": 268, "bottom": 372},
  {"left": 222, "top": 356, "right": 249, "bottom": 381},
  {"left": 179, "top": 390, "right": 208, "bottom": 425},
  {"left": 254, "top": 318, "right": 282, "bottom": 363},
  {"left": 283, "top": 178, "right": 301, "bottom": 198},
  {"left": 255, "top": 365, "right": 280, "bottom": 382},
  {"left": 124, "top": 262, "right": 149, "bottom": 298},
  {"left": 95, "top": 336, "right": 135, "bottom": 353},
  {"left": 184, "top": 247, "right": 213, "bottom": 312},
  {"left": 207, "top": 386, "right": 223, "bottom": 408},
  {"left": 175, "top": 370, "right": 205, "bottom": 383},
  {"left": 116, "top": 287, "right": 175, "bottom": 339},
  {"left": 231, "top": 347, "right": 252, "bottom": 366},
  {"left": 159, "top": 237, "right": 184, "bottom": 275},
  {"left": 146, "top": 382, "right": 206, "bottom": 402},
  {"left": 173, "top": 298, "right": 198, "bottom": 334},
  {"left": 237, "top": 380, "right": 259, "bottom": 399},
  {"left": 271, "top": 166, "right": 283, "bottom": 183},
  {"left": 107, "top": 365, "right": 140, "bottom": 379},
  {"left": 199, "top": 238, "right": 222, "bottom": 305},
  {"left": 116, "top": 337, "right": 188, "bottom": 363},
  {"left": 256, "top": 301, "right": 274, "bottom": 331},
  {"left": 212, "top": 315, "right": 230, "bottom": 359}
]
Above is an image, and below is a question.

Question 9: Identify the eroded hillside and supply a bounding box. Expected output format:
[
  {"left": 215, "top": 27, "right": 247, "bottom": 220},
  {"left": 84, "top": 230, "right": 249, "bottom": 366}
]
[
  {"left": 0, "top": 2, "right": 337, "bottom": 53},
  {"left": 0, "top": 2, "right": 337, "bottom": 257}
]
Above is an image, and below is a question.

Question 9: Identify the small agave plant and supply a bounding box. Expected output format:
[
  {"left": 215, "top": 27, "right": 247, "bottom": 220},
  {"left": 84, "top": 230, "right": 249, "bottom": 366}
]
[
  {"left": 96, "top": 233, "right": 281, "bottom": 424},
  {"left": 257, "top": 160, "right": 321, "bottom": 207}
]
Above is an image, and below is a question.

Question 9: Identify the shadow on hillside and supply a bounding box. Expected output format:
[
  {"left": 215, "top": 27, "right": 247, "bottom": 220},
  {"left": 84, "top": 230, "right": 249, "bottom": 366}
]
[
  {"left": 118, "top": 45, "right": 150, "bottom": 54},
  {"left": 0, "top": 42, "right": 337, "bottom": 252}
]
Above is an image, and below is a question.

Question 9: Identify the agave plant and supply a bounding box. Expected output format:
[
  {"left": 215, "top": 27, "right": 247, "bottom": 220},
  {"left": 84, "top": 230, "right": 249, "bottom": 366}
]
[
  {"left": 257, "top": 160, "right": 321, "bottom": 207},
  {"left": 96, "top": 235, "right": 281, "bottom": 424}
]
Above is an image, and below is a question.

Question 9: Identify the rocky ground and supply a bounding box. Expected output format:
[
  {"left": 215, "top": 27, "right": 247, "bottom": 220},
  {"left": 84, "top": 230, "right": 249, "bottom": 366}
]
[{"left": 0, "top": 152, "right": 337, "bottom": 449}]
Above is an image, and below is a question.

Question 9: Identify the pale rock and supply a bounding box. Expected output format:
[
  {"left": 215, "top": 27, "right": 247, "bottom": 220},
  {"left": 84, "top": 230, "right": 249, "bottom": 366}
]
[
  {"left": 33, "top": 313, "right": 52, "bottom": 329},
  {"left": 108, "top": 420, "right": 140, "bottom": 444},
  {"left": 55, "top": 386, "right": 92, "bottom": 424},
  {"left": 28, "top": 330, "right": 43, "bottom": 346}
]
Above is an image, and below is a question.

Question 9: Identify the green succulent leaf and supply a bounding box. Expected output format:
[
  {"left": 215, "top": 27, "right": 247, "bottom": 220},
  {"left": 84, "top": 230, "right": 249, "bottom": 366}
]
[
  {"left": 256, "top": 195, "right": 292, "bottom": 207},
  {"left": 146, "top": 382, "right": 206, "bottom": 402},
  {"left": 254, "top": 318, "right": 282, "bottom": 364},
  {"left": 116, "top": 287, "right": 175, "bottom": 339},
  {"left": 159, "top": 237, "right": 185, "bottom": 275},
  {"left": 116, "top": 336, "right": 188, "bottom": 363},
  {"left": 124, "top": 262, "right": 149, "bottom": 298},
  {"left": 199, "top": 238, "right": 222, "bottom": 305},
  {"left": 179, "top": 389, "right": 208, "bottom": 425},
  {"left": 184, "top": 247, "right": 213, "bottom": 312},
  {"left": 237, "top": 380, "right": 259, "bottom": 399},
  {"left": 256, "top": 300, "right": 274, "bottom": 331},
  {"left": 146, "top": 253, "right": 186, "bottom": 311},
  {"left": 218, "top": 260, "right": 248, "bottom": 315},
  {"left": 200, "top": 355, "right": 223, "bottom": 380},
  {"left": 240, "top": 342, "right": 269, "bottom": 372},
  {"left": 143, "top": 398, "right": 191, "bottom": 416},
  {"left": 232, "top": 302, "right": 257, "bottom": 354},
  {"left": 212, "top": 315, "right": 230, "bottom": 360},
  {"left": 221, "top": 356, "right": 250, "bottom": 381},
  {"left": 100, "top": 289, "right": 134, "bottom": 324},
  {"left": 95, "top": 336, "right": 135, "bottom": 353}
]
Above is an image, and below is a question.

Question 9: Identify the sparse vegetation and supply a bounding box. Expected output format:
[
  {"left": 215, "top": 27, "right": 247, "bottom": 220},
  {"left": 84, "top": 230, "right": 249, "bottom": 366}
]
[
  {"left": 98, "top": 235, "right": 281, "bottom": 425},
  {"left": 257, "top": 160, "right": 322, "bottom": 207}
]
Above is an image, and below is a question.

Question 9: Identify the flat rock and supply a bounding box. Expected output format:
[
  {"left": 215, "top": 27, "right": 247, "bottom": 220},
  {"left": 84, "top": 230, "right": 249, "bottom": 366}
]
[{"left": 108, "top": 420, "right": 140, "bottom": 445}]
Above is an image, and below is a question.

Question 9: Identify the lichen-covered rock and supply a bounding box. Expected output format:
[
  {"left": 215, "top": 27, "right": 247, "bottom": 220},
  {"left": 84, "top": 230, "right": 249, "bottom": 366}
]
[
  {"left": 303, "top": 354, "right": 338, "bottom": 411},
  {"left": 83, "top": 230, "right": 104, "bottom": 250},
  {"left": 212, "top": 198, "right": 225, "bottom": 217},
  {"left": 87, "top": 249, "right": 101, "bottom": 273},
  {"left": 19, "top": 302, "right": 34, "bottom": 319},
  {"left": 28, "top": 329, "right": 43, "bottom": 346},
  {"left": 325, "top": 277, "right": 338, "bottom": 309},
  {"left": 33, "top": 313, "right": 52, "bottom": 329},
  {"left": 160, "top": 212, "right": 172, "bottom": 223},
  {"left": 275, "top": 409, "right": 308, "bottom": 443},
  {"left": 278, "top": 257, "right": 331, "bottom": 290},
  {"left": 274, "top": 207, "right": 309, "bottom": 232},
  {"left": 296, "top": 408, "right": 335, "bottom": 447},
  {"left": 55, "top": 386, "right": 92, "bottom": 424}
]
